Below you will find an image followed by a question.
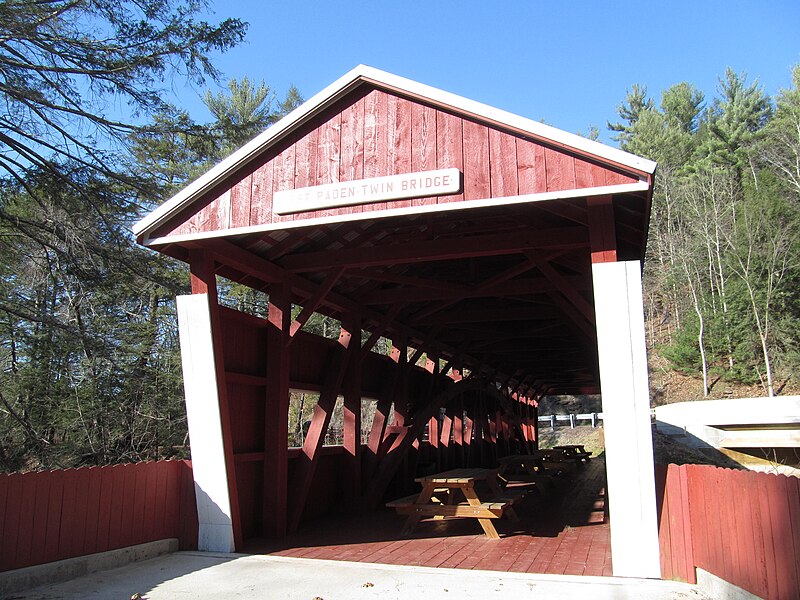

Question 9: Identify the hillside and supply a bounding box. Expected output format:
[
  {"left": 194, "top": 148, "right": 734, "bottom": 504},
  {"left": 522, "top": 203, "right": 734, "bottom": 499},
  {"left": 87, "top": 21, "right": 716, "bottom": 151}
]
[
  {"left": 648, "top": 352, "right": 800, "bottom": 406},
  {"left": 538, "top": 352, "right": 799, "bottom": 470}
]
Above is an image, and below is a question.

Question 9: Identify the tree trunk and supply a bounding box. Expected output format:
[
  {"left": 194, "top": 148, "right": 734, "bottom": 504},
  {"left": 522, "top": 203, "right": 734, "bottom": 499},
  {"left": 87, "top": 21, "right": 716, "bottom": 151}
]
[
  {"left": 684, "top": 262, "right": 709, "bottom": 397},
  {"left": 745, "top": 280, "right": 775, "bottom": 397}
]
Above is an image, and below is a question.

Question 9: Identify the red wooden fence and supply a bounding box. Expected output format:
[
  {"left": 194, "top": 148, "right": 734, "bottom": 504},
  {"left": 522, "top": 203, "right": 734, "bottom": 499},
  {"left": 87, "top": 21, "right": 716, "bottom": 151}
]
[
  {"left": 0, "top": 443, "right": 479, "bottom": 574},
  {"left": 657, "top": 463, "right": 800, "bottom": 600},
  {"left": 0, "top": 460, "right": 198, "bottom": 572}
]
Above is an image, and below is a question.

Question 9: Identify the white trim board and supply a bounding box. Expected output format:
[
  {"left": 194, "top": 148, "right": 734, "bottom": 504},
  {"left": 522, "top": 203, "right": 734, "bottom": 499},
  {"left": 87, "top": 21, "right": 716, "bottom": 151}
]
[
  {"left": 176, "top": 294, "right": 235, "bottom": 553},
  {"left": 142, "top": 181, "right": 649, "bottom": 247},
  {"left": 274, "top": 168, "right": 461, "bottom": 214},
  {"left": 592, "top": 260, "right": 661, "bottom": 579}
]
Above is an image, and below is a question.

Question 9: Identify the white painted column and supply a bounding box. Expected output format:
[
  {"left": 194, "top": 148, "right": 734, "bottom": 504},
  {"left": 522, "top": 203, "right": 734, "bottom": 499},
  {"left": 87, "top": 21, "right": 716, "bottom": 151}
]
[
  {"left": 592, "top": 260, "right": 661, "bottom": 578},
  {"left": 176, "top": 294, "right": 235, "bottom": 552}
]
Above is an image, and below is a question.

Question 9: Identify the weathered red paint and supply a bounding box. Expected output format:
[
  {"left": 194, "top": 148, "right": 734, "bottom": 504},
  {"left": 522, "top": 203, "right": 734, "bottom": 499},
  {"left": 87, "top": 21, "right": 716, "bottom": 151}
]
[
  {"left": 411, "top": 102, "right": 438, "bottom": 205},
  {"left": 0, "top": 461, "right": 198, "bottom": 573},
  {"left": 189, "top": 250, "right": 244, "bottom": 549},
  {"left": 151, "top": 87, "right": 640, "bottom": 240},
  {"left": 587, "top": 194, "right": 617, "bottom": 263},
  {"left": 341, "top": 315, "right": 363, "bottom": 501},
  {"left": 134, "top": 71, "right": 658, "bottom": 555},
  {"left": 263, "top": 283, "right": 291, "bottom": 537},
  {"left": 657, "top": 464, "right": 800, "bottom": 599}
]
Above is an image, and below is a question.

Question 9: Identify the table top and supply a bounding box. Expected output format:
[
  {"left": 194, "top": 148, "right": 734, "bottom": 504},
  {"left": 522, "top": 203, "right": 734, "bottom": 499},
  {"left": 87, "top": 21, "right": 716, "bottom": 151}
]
[
  {"left": 415, "top": 468, "right": 498, "bottom": 484},
  {"left": 535, "top": 448, "right": 570, "bottom": 456}
]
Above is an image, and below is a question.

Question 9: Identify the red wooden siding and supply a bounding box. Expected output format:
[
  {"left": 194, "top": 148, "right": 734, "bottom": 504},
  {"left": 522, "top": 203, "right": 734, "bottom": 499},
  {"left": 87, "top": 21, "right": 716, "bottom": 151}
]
[
  {"left": 657, "top": 464, "right": 800, "bottom": 600},
  {"left": 153, "top": 87, "right": 639, "bottom": 239},
  {"left": 0, "top": 461, "right": 197, "bottom": 572},
  {"left": 213, "top": 304, "right": 531, "bottom": 541},
  {"left": 655, "top": 463, "right": 695, "bottom": 583},
  {"left": 339, "top": 94, "right": 365, "bottom": 213}
]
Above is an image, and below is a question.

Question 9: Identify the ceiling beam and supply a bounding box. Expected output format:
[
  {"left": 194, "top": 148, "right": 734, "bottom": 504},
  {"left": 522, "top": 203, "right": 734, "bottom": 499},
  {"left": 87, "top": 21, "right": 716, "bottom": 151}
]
[
  {"left": 545, "top": 290, "right": 596, "bottom": 342},
  {"left": 204, "top": 239, "right": 529, "bottom": 389},
  {"left": 361, "top": 274, "right": 590, "bottom": 306},
  {"left": 279, "top": 226, "right": 588, "bottom": 272},
  {"left": 408, "top": 258, "right": 539, "bottom": 322},
  {"left": 412, "top": 305, "right": 562, "bottom": 326},
  {"left": 288, "top": 267, "right": 346, "bottom": 340},
  {"left": 529, "top": 254, "right": 596, "bottom": 325},
  {"left": 532, "top": 199, "right": 588, "bottom": 226},
  {"left": 470, "top": 340, "right": 585, "bottom": 354},
  {"left": 352, "top": 269, "right": 467, "bottom": 293},
  {"left": 440, "top": 330, "right": 571, "bottom": 347}
]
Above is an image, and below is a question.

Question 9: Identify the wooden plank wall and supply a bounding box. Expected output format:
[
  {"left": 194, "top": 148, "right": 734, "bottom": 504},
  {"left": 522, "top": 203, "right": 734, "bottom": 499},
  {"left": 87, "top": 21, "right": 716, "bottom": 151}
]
[
  {"left": 0, "top": 460, "right": 198, "bottom": 573},
  {"left": 288, "top": 449, "right": 347, "bottom": 523},
  {"left": 214, "top": 304, "right": 529, "bottom": 540},
  {"left": 655, "top": 464, "right": 695, "bottom": 583},
  {"left": 156, "top": 87, "right": 639, "bottom": 238},
  {"left": 657, "top": 463, "right": 800, "bottom": 599}
]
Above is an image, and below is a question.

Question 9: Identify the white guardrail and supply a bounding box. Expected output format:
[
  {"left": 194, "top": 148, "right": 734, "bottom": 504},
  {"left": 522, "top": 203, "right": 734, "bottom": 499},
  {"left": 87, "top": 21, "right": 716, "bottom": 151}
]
[{"left": 538, "top": 412, "right": 604, "bottom": 429}]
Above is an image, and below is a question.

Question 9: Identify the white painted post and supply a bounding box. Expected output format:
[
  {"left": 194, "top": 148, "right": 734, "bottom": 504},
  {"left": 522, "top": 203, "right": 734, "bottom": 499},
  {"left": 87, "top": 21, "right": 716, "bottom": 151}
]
[
  {"left": 592, "top": 260, "right": 661, "bottom": 578},
  {"left": 176, "top": 294, "right": 235, "bottom": 553}
]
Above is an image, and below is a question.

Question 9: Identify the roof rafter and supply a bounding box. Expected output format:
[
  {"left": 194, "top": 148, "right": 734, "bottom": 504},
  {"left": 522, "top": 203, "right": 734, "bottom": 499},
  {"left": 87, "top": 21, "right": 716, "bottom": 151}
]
[
  {"left": 280, "top": 226, "right": 589, "bottom": 272},
  {"left": 408, "top": 258, "right": 539, "bottom": 323}
]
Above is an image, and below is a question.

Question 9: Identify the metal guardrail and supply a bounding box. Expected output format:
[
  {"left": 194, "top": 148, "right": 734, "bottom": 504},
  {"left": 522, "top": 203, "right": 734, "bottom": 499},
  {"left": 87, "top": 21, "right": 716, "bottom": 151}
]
[{"left": 538, "top": 412, "right": 604, "bottom": 429}]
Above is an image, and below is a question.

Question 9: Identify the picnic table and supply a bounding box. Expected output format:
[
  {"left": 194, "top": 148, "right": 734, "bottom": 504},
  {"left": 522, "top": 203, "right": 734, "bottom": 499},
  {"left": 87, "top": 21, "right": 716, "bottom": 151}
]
[
  {"left": 386, "top": 467, "right": 523, "bottom": 539},
  {"left": 553, "top": 444, "right": 593, "bottom": 462},
  {"left": 530, "top": 448, "right": 582, "bottom": 473},
  {"left": 496, "top": 454, "right": 555, "bottom": 492}
]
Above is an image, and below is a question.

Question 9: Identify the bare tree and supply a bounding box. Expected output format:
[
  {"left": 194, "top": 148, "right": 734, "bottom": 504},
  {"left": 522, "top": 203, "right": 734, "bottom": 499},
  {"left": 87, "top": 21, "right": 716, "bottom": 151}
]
[{"left": 724, "top": 202, "right": 796, "bottom": 396}]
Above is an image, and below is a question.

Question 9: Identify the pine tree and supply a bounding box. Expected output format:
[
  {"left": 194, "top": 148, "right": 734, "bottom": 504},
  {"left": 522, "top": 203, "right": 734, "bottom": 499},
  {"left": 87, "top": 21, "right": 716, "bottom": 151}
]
[
  {"left": 0, "top": 0, "right": 247, "bottom": 470},
  {"left": 0, "top": 0, "right": 246, "bottom": 192},
  {"left": 203, "top": 77, "right": 304, "bottom": 159},
  {"left": 612, "top": 69, "right": 800, "bottom": 399},
  {"left": 607, "top": 84, "right": 655, "bottom": 146}
]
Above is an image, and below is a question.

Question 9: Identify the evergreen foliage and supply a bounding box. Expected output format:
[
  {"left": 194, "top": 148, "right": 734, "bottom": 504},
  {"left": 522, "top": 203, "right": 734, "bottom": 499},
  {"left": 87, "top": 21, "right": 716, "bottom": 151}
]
[
  {"left": 1, "top": 5, "right": 798, "bottom": 469},
  {"left": 0, "top": 0, "right": 247, "bottom": 189},
  {"left": 626, "top": 68, "right": 800, "bottom": 398},
  {"left": 0, "top": 0, "right": 249, "bottom": 471}
]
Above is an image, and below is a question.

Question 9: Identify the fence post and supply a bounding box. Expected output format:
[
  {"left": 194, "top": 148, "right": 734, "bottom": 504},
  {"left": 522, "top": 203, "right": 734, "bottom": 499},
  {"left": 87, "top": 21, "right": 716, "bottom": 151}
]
[
  {"left": 569, "top": 414, "right": 576, "bottom": 429},
  {"left": 550, "top": 414, "right": 556, "bottom": 431}
]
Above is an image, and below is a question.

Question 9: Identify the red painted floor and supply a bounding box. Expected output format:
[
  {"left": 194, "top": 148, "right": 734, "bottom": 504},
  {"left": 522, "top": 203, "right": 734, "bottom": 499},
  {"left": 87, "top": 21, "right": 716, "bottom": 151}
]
[{"left": 246, "top": 456, "right": 611, "bottom": 577}]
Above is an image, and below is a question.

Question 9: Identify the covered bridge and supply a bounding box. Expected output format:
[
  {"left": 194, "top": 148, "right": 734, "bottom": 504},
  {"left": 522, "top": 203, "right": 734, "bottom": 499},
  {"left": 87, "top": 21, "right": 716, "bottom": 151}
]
[{"left": 133, "top": 66, "right": 660, "bottom": 578}]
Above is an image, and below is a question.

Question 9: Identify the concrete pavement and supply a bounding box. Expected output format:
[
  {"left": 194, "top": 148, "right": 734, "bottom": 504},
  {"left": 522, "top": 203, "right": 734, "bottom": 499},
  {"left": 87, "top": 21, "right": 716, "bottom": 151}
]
[{"left": 6, "top": 552, "right": 709, "bottom": 600}]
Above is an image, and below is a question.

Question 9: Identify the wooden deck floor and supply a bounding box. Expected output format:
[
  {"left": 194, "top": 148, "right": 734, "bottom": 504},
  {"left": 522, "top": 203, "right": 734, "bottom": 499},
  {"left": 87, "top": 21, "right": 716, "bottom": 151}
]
[{"left": 246, "top": 455, "right": 612, "bottom": 577}]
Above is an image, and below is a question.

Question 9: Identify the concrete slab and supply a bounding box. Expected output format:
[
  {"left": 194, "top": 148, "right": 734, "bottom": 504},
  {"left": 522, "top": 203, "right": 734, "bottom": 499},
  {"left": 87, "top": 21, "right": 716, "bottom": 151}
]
[
  {"left": 0, "top": 540, "right": 178, "bottom": 597},
  {"left": 6, "top": 552, "right": 709, "bottom": 600}
]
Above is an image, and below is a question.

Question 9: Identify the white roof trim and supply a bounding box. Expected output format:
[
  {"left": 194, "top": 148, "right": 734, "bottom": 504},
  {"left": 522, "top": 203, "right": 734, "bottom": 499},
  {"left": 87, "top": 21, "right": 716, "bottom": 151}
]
[
  {"left": 133, "top": 65, "right": 656, "bottom": 238},
  {"left": 141, "top": 180, "right": 650, "bottom": 247}
]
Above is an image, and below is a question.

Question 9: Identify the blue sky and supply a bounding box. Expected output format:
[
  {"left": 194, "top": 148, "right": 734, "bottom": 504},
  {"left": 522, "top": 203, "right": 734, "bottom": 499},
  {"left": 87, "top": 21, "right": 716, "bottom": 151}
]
[{"left": 174, "top": 1, "right": 800, "bottom": 145}]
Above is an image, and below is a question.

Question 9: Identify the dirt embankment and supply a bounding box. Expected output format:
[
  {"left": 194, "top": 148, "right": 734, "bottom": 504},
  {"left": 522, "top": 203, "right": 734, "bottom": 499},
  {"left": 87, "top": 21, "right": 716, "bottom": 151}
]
[{"left": 648, "top": 351, "right": 799, "bottom": 406}]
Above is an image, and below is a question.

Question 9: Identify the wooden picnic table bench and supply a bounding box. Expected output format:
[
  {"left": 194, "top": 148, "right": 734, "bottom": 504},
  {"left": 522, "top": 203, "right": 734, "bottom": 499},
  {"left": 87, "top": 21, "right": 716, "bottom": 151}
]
[
  {"left": 496, "top": 454, "right": 556, "bottom": 492},
  {"left": 386, "top": 467, "right": 524, "bottom": 539},
  {"left": 531, "top": 448, "right": 582, "bottom": 473},
  {"left": 553, "top": 444, "right": 593, "bottom": 462}
]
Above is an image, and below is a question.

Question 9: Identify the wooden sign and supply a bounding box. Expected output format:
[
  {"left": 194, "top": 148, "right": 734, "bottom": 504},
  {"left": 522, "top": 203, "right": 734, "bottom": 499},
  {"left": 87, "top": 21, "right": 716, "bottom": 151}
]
[{"left": 274, "top": 168, "right": 462, "bottom": 214}]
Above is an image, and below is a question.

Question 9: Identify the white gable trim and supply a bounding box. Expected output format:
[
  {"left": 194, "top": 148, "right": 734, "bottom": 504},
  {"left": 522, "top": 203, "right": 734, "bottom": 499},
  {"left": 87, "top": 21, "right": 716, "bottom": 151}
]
[
  {"left": 141, "top": 180, "right": 649, "bottom": 247},
  {"left": 133, "top": 65, "right": 656, "bottom": 239}
]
